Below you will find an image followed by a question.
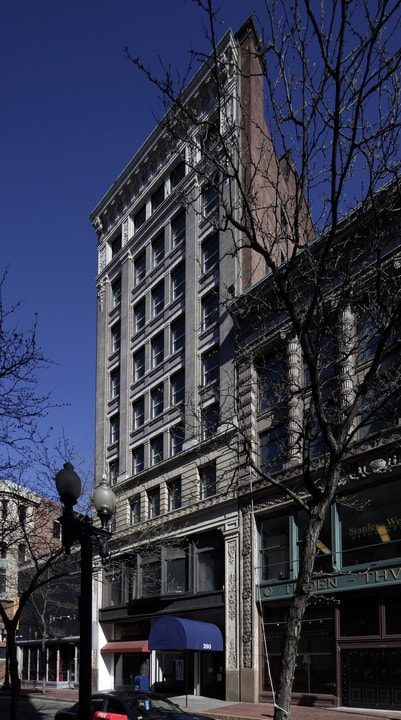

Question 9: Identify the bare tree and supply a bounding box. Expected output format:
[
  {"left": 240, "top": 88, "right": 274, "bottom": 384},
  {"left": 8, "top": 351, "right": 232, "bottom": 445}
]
[
  {"left": 126, "top": 1, "right": 401, "bottom": 716},
  {"left": 0, "top": 269, "right": 54, "bottom": 482},
  {"left": 0, "top": 485, "right": 66, "bottom": 718},
  {"left": 0, "top": 272, "right": 88, "bottom": 719}
]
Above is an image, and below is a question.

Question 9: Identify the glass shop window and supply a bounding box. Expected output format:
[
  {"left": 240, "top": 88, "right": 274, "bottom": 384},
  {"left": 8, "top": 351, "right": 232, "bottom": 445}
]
[
  {"left": 340, "top": 596, "right": 380, "bottom": 637},
  {"left": 338, "top": 481, "right": 401, "bottom": 568},
  {"left": 260, "top": 516, "right": 290, "bottom": 581}
]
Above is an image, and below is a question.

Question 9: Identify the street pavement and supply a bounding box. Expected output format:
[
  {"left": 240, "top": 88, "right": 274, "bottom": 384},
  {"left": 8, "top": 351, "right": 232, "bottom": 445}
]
[{"left": 3, "top": 688, "right": 401, "bottom": 720}]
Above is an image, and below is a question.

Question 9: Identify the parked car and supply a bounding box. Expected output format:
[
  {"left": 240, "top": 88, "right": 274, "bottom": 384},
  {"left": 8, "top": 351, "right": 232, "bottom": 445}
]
[{"left": 55, "top": 691, "right": 208, "bottom": 720}]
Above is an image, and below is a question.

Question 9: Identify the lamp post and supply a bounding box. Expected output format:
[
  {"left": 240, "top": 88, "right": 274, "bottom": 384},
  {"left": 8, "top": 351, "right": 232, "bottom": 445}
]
[{"left": 55, "top": 463, "right": 116, "bottom": 720}]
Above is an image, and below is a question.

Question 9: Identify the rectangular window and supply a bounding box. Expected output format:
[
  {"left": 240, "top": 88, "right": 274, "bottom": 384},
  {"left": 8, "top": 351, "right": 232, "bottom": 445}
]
[
  {"left": 151, "top": 333, "right": 164, "bottom": 368},
  {"left": 111, "top": 278, "right": 121, "bottom": 308},
  {"left": 150, "top": 435, "right": 164, "bottom": 465},
  {"left": 167, "top": 478, "right": 182, "bottom": 511},
  {"left": 18, "top": 505, "right": 27, "bottom": 526},
  {"left": 130, "top": 496, "right": 141, "bottom": 524},
  {"left": 110, "top": 368, "right": 120, "bottom": 399},
  {"left": 260, "top": 426, "right": 286, "bottom": 474},
  {"left": 171, "top": 424, "right": 184, "bottom": 455},
  {"left": 202, "top": 182, "right": 219, "bottom": 218},
  {"left": 141, "top": 557, "right": 161, "bottom": 597},
  {"left": 133, "top": 398, "right": 145, "bottom": 429},
  {"left": 172, "top": 211, "right": 186, "bottom": 247},
  {"left": 134, "top": 205, "right": 146, "bottom": 230},
  {"left": 202, "top": 403, "right": 219, "bottom": 440},
  {"left": 111, "top": 234, "right": 122, "bottom": 257},
  {"left": 260, "top": 516, "right": 290, "bottom": 582},
  {"left": 111, "top": 323, "right": 121, "bottom": 353},
  {"left": 171, "top": 263, "right": 185, "bottom": 301},
  {"left": 171, "top": 316, "right": 185, "bottom": 354},
  {"left": 152, "top": 232, "right": 165, "bottom": 267},
  {"left": 357, "top": 310, "right": 380, "bottom": 361},
  {"left": 170, "top": 161, "right": 185, "bottom": 189},
  {"left": 147, "top": 487, "right": 161, "bottom": 518},
  {"left": 202, "top": 233, "right": 219, "bottom": 274},
  {"left": 109, "top": 459, "right": 119, "bottom": 485},
  {"left": 151, "top": 386, "right": 164, "bottom": 418},
  {"left": 53, "top": 521, "right": 61, "bottom": 540},
  {"left": 110, "top": 415, "right": 119, "bottom": 445},
  {"left": 338, "top": 482, "right": 401, "bottom": 568},
  {"left": 133, "top": 347, "right": 145, "bottom": 381},
  {"left": 202, "top": 347, "right": 219, "bottom": 386},
  {"left": 166, "top": 556, "right": 186, "bottom": 593},
  {"left": 132, "top": 445, "right": 144, "bottom": 475},
  {"left": 171, "top": 371, "right": 185, "bottom": 406},
  {"left": 257, "top": 351, "right": 285, "bottom": 413},
  {"left": 2, "top": 500, "right": 9, "bottom": 520},
  {"left": 201, "top": 291, "right": 219, "bottom": 331},
  {"left": 134, "top": 299, "right": 146, "bottom": 332},
  {"left": 18, "top": 543, "right": 26, "bottom": 563},
  {"left": 152, "top": 282, "right": 164, "bottom": 317},
  {"left": 134, "top": 251, "right": 146, "bottom": 285},
  {"left": 151, "top": 184, "right": 165, "bottom": 211},
  {"left": 195, "top": 535, "right": 223, "bottom": 592},
  {"left": 359, "top": 397, "right": 390, "bottom": 440},
  {"left": 199, "top": 464, "right": 216, "bottom": 499}
]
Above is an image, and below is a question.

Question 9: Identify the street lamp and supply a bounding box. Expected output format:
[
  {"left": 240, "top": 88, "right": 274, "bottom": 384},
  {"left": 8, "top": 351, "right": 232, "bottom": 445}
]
[{"left": 55, "top": 463, "right": 116, "bottom": 720}]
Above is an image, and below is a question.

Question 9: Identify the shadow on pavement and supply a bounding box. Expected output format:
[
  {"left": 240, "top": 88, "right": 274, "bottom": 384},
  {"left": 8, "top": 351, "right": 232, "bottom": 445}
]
[{"left": 0, "top": 693, "right": 50, "bottom": 720}]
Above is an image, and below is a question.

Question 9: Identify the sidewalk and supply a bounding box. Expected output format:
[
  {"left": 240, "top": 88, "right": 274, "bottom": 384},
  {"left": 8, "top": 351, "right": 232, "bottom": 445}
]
[{"left": 21, "top": 687, "right": 401, "bottom": 720}]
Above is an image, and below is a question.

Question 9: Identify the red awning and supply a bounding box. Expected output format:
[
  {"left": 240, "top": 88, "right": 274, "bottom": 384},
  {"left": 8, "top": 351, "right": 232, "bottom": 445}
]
[{"left": 101, "top": 640, "right": 149, "bottom": 653}]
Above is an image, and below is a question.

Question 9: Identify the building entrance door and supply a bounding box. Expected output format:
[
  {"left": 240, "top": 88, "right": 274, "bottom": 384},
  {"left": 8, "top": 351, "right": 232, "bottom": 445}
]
[
  {"left": 341, "top": 648, "right": 401, "bottom": 710},
  {"left": 200, "top": 652, "right": 224, "bottom": 699}
]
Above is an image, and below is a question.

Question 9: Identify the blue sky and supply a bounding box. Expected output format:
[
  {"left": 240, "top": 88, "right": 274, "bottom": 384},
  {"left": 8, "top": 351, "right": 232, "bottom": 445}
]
[{"left": 1, "top": 1, "right": 264, "bottom": 484}]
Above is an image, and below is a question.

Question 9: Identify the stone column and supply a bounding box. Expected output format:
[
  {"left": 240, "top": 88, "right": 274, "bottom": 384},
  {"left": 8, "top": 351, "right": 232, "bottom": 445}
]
[{"left": 222, "top": 518, "right": 240, "bottom": 701}]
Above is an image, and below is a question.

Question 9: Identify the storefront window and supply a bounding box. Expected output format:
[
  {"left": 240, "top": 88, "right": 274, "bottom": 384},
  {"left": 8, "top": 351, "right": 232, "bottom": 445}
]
[
  {"left": 262, "top": 604, "right": 335, "bottom": 695},
  {"left": 338, "top": 482, "right": 401, "bottom": 568},
  {"left": 340, "top": 596, "right": 380, "bottom": 637}
]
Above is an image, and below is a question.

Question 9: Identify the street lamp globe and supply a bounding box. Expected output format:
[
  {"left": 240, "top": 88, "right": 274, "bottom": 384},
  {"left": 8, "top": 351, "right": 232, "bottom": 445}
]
[
  {"left": 92, "top": 476, "right": 116, "bottom": 529},
  {"left": 55, "top": 462, "right": 82, "bottom": 507}
]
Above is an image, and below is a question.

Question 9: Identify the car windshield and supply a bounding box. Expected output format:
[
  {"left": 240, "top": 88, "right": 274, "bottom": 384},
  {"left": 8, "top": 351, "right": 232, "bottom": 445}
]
[{"left": 125, "top": 696, "right": 183, "bottom": 717}]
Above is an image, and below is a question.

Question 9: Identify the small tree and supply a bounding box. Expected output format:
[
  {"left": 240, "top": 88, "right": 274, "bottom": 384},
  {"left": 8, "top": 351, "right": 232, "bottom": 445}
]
[{"left": 127, "top": 2, "right": 401, "bottom": 716}]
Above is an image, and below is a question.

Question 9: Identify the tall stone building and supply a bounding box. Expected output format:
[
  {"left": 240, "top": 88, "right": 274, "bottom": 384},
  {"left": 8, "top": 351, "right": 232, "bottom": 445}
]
[
  {"left": 90, "top": 10, "right": 401, "bottom": 709},
  {"left": 90, "top": 17, "right": 295, "bottom": 702}
]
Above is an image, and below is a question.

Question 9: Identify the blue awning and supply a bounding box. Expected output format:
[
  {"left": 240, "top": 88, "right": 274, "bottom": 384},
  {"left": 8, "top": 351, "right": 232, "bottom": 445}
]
[{"left": 148, "top": 616, "right": 224, "bottom": 651}]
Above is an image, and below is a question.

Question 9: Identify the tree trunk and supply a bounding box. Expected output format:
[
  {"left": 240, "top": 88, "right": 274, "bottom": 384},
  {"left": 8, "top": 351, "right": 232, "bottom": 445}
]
[
  {"left": 273, "top": 494, "right": 334, "bottom": 720},
  {"left": 41, "top": 637, "right": 47, "bottom": 695},
  {"left": 7, "top": 628, "right": 21, "bottom": 720}
]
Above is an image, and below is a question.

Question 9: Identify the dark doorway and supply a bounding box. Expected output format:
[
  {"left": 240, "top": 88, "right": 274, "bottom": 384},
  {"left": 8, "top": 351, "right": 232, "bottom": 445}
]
[{"left": 200, "top": 651, "right": 225, "bottom": 699}]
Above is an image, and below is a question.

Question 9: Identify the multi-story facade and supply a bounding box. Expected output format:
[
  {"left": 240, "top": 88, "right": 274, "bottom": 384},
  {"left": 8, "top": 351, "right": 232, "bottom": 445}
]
[
  {"left": 91, "top": 12, "right": 401, "bottom": 710},
  {"left": 90, "top": 17, "right": 296, "bottom": 702},
  {"left": 232, "top": 184, "right": 401, "bottom": 711}
]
